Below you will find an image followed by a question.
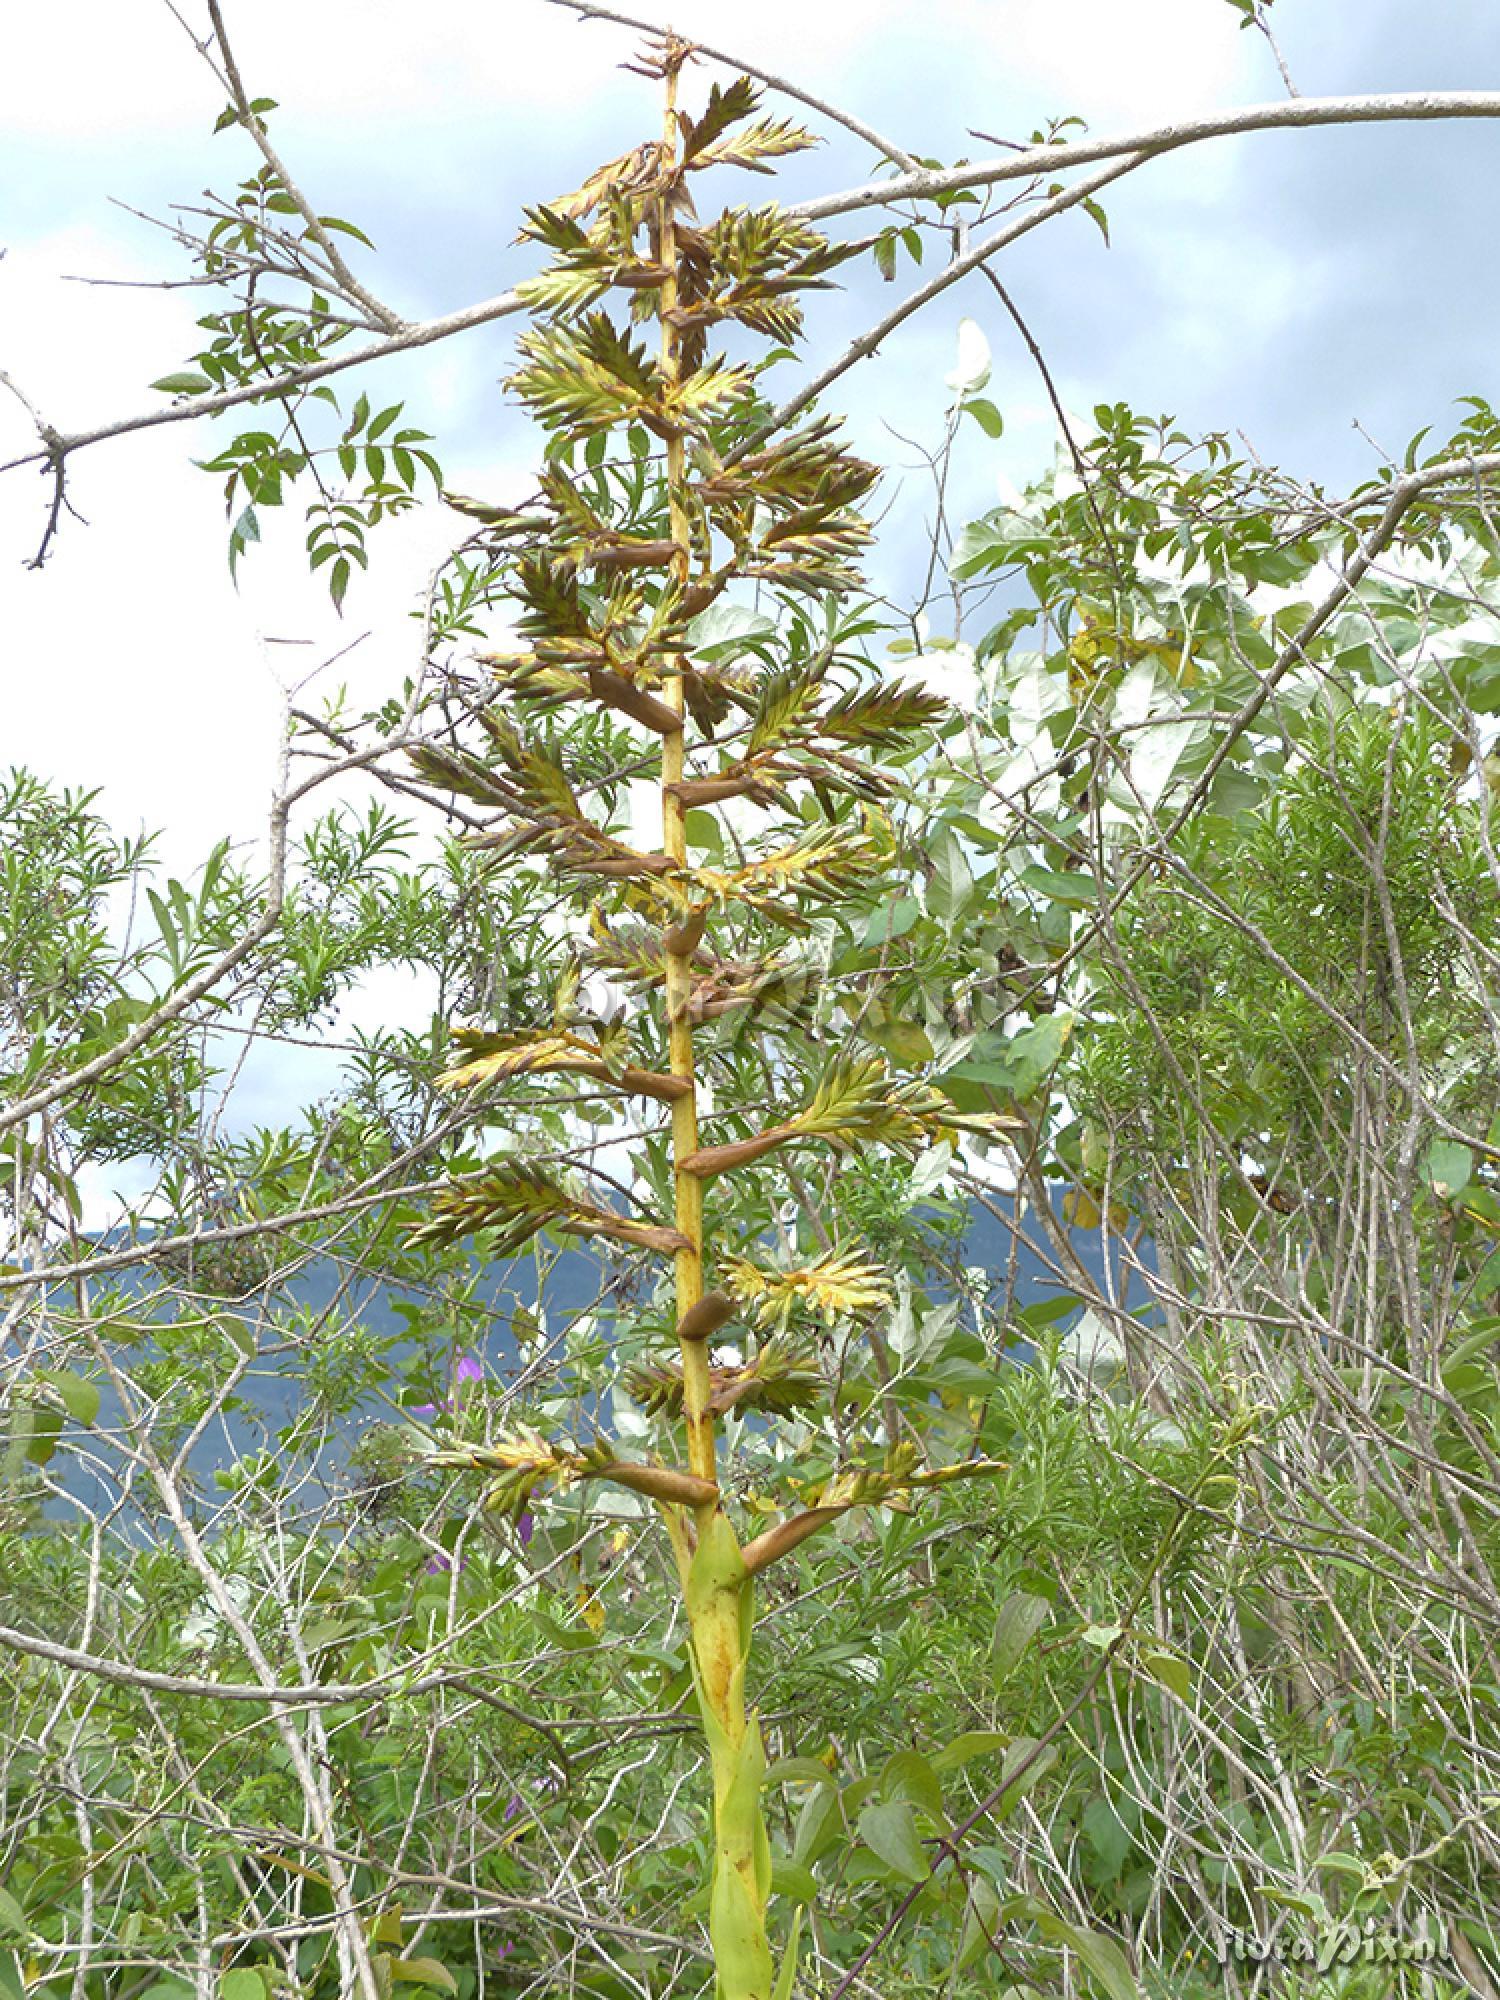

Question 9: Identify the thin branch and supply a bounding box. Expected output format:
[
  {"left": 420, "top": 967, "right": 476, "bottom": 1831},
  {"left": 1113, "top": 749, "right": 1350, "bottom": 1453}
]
[
  {"left": 1253, "top": 5, "right": 1302, "bottom": 100},
  {"left": 1021, "top": 447, "right": 1500, "bottom": 1018},
  {"left": 0, "top": 286, "right": 526, "bottom": 479},
  {"left": 201, "top": 0, "right": 404, "bottom": 331},
  {"left": 736, "top": 149, "right": 1146, "bottom": 457},
  {"left": 544, "top": 0, "right": 921, "bottom": 170},
  {"left": 789, "top": 89, "right": 1500, "bottom": 224},
  {"left": 0, "top": 668, "right": 433, "bottom": 1139},
  {"left": 0, "top": 1617, "right": 563, "bottom": 1714},
  {"left": 7, "top": 90, "right": 1500, "bottom": 492}
]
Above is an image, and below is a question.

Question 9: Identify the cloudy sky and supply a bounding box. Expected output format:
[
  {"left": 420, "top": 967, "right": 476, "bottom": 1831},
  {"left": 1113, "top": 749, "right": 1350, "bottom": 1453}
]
[
  {"left": 5, "top": 0, "right": 1499, "bottom": 850},
  {"left": 2, "top": 0, "right": 1498, "bottom": 1188}
]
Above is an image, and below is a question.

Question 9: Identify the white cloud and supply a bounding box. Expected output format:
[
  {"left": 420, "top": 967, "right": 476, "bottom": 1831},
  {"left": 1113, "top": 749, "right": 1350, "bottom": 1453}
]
[{"left": 3, "top": 0, "right": 1486, "bottom": 1174}]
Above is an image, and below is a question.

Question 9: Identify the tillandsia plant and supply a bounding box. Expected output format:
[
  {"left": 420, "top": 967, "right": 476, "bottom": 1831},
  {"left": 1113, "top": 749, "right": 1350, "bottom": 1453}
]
[{"left": 414, "top": 38, "right": 1016, "bottom": 1999}]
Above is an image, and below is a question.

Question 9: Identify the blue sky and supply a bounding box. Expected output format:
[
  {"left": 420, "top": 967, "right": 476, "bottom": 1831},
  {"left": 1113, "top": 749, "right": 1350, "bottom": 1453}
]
[{"left": 2, "top": 0, "right": 1498, "bottom": 1197}]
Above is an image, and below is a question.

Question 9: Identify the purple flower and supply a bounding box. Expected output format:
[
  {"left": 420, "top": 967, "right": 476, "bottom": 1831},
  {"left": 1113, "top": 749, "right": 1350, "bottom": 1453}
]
[
  {"left": 503, "top": 1792, "right": 524, "bottom": 1822},
  {"left": 424, "top": 1550, "right": 464, "bottom": 1575},
  {"left": 412, "top": 1354, "right": 484, "bottom": 1419},
  {"left": 517, "top": 1510, "right": 535, "bottom": 1547}
]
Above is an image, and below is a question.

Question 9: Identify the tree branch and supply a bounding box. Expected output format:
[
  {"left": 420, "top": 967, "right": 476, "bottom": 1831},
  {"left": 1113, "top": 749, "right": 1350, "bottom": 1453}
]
[
  {"left": 0, "top": 286, "right": 526, "bottom": 479},
  {"left": 202, "top": 0, "right": 405, "bottom": 332},
  {"left": 735, "top": 150, "right": 1146, "bottom": 458},
  {"left": 789, "top": 89, "right": 1500, "bottom": 224},
  {"left": 544, "top": 0, "right": 921, "bottom": 171},
  {"left": 11, "top": 90, "right": 1500, "bottom": 487}
]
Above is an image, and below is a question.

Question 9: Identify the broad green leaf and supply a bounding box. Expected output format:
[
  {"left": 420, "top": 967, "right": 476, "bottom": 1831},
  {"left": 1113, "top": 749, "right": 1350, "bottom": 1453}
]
[
  {"left": 1080, "top": 1623, "right": 1124, "bottom": 1650},
  {"left": 995, "top": 1737, "right": 1058, "bottom": 1813},
  {"left": 931, "top": 1730, "right": 1011, "bottom": 1774},
  {"left": 319, "top": 214, "right": 376, "bottom": 247},
  {"left": 151, "top": 372, "right": 215, "bottom": 396},
  {"left": 765, "top": 1757, "right": 836, "bottom": 1789},
  {"left": 1019, "top": 864, "right": 1096, "bottom": 909},
  {"left": 908, "top": 1145, "right": 952, "bottom": 1203},
  {"left": 962, "top": 397, "right": 1005, "bottom": 439},
  {"left": 1312, "top": 1850, "right": 1367, "bottom": 1882},
  {"left": 857, "top": 1799, "right": 930, "bottom": 1882},
  {"left": 862, "top": 896, "right": 919, "bottom": 944},
  {"left": 1082, "top": 1798, "right": 1133, "bottom": 1879},
  {"left": 22, "top": 1407, "right": 64, "bottom": 1466},
  {"left": 793, "top": 1783, "right": 839, "bottom": 1867},
  {"left": 220, "top": 1972, "right": 266, "bottom": 2000},
  {"left": 1138, "top": 1648, "right": 1190, "bottom": 1701},
  {"left": 951, "top": 510, "right": 1051, "bottom": 578},
  {"left": 1426, "top": 1139, "right": 1472, "bottom": 1200},
  {"left": 956, "top": 1875, "right": 1002, "bottom": 1971},
  {"left": 216, "top": 1316, "right": 258, "bottom": 1359},
  {"left": 1032, "top": 1911, "right": 1143, "bottom": 2000},
  {"left": 771, "top": 1857, "right": 819, "bottom": 1904},
  {"left": 881, "top": 1749, "right": 945, "bottom": 1822},
  {"left": 38, "top": 1369, "right": 101, "bottom": 1426},
  {"left": 390, "top": 1960, "right": 456, "bottom": 1994},
  {"left": 925, "top": 830, "right": 976, "bottom": 924}
]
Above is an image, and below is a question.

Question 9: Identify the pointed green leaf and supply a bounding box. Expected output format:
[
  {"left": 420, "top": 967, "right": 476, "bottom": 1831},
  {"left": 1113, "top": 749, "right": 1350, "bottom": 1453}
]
[
  {"left": 931, "top": 1730, "right": 1011, "bottom": 1774},
  {"left": 858, "top": 1799, "right": 930, "bottom": 1883},
  {"left": 771, "top": 1908, "right": 803, "bottom": 2000},
  {"left": 881, "top": 1749, "right": 945, "bottom": 1822},
  {"left": 1138, "top": 1648, "right": 1190, "bottom": 1701},
  {"left": 991, "top": 1591, "right": 1050, "bottom": 1682},
  {"left": 390, "top": 1961, "right": 456, "bottom": 1994},
  {"left": 1032, "top": 1912, "right": 1142, "bottom": 2000},
  {"left": 39, "top": 1369, "right": 101, "bottom": 1426}
]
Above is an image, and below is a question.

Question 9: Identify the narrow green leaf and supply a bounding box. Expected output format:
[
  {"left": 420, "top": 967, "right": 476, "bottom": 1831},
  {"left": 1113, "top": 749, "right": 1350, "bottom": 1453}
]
[
  {"left": 771, "top": 1908, "right": 803, "bottom": 2000},
  {"left": 320, "top": 215, "right": 376, "bottom": 248},
  {"left": 1032, "top": 1912, "right": 1142, "bottom": 2000}
]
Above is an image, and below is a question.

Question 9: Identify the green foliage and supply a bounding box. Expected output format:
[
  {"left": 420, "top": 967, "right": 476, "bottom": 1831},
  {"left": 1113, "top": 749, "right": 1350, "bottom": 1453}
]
[{"left": 12, "top": 26, "right": 1500, "bottom": 2000}]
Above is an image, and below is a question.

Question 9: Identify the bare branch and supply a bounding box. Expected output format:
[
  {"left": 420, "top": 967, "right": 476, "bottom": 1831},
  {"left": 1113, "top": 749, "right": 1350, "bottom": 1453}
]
[
  {"left": 737, "top": 150, "right": 1146, "bottom": 456},
  {"left": 0, "top": 286, "right": 526, "bottom": 479},
  {"left": 789, "top": 89, "right": 1500, "bottom": 223},
  {"left": 545, "top": 0, "right": 922, "bottom": 170}
]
